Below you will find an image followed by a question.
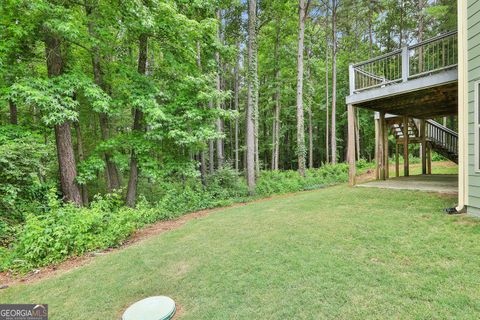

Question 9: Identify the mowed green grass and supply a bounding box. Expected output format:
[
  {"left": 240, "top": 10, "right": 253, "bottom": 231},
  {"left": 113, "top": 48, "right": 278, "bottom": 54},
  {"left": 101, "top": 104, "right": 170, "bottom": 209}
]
[
  {"left": 389, "top": 161, "right": 458, "bottom": 177},
  {"left": 2, "top": 185, "right": 480, "bottom": 319}
]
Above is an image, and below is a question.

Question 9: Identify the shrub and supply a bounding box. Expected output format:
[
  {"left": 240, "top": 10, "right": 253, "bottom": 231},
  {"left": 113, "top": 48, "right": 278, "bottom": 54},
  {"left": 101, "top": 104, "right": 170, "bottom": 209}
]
[
  {"left": 0, "top": 126, "right": 54, "bottom": 248},
  {"left": 0, "top": 126, "right": 52, "bottom": 216},
  {"left": 356, "top": 159, "right": 375, "bottom": 172},
  {"left": 205, "top": 165, "right": 249, "bottom": 200},
  {"left": 1, "top": 163, "right": 359, "bottom": 271},
  {"left": 432, "top": 151, "right": 447, "bottom": 162},
  {"left": 9, "top": 192, "right": 150, "bottom": 269},
  {"left": 256, "top": 164, "right": 349, "bottom": 196}
]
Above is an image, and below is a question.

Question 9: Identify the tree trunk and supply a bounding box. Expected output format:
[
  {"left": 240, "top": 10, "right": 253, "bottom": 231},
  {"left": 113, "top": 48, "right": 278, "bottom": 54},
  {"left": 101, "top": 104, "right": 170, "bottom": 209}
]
[
  {"left": 99, "top": 114, "right": 121, "bottom": 191},
  {"left": 263, "top": 106, "right": 268, "bottom": 168},
  {"left": 272, "top": 85, "right": 281, "bottom": 171},
  {"left": 73, "top": 121, "right": 89, "bottom": 206},
  {"left": 399, "top": 0, "right": 404, "bottom": 48},
  {"left": 306, "top": 48, "right": 313, "bottom": 169},
  {"left": 229, "top": 92, "right": 233, "bottom": 161},
  {"left": 368, "top": 3, "right": 373, "bottom": 57},
  {"left": 308, "top": 104, "right": 313, "bottom": 169},
  {"left": 54, "top": 122, "right": 83, "bottom": 206},
  {"left": 209, "top": 136, "right": 215, "bottom": 174},
  {"left": 234, "top": 41, "right": 240, "bottom": 171},
  {"left": 9, "top": 100, "right": 18, "bottom": 125},
  {"left": 126, "top": 33, "right": 148, "bottom": 208},
  {"left": 296, "top": 0, "right": 307, "bottom": 176},
  {"left": 325, "top": 25, "right": 329, "bottom": 163},
  {"left": 209, "top": 100, "right": 215, "bottom": 174},
  {"left": 246, "top": 0, "right": 257, "bottom": 193},
  {"left": 331, "top": 0, "right": 338, "bottom": 164},
  {"left": 254, "top": 58, "right": 260, "bottom": 177},
  {"left": 86, "top": 4, "right": 121, "bottom": 192},
  {"left": 200, "top": 151, "right": 207, "bottom": 186},
  {"left": 273, "top": 96, "right": 281, "bottom": 170},
  {"left": 196, "top": 41, "right": 207, "bottom": 186},
  {"left": 45, "top": 33, "right": 82, "bottom": 206},
  {"left": 418, "top": 0, "right": 425, "bottom": 72},
  {"left": 215, "top": 9, "right": 224, "bottom": 170},
  {"left": 272, "top": 26, "right": 281, "bottom": 171}
]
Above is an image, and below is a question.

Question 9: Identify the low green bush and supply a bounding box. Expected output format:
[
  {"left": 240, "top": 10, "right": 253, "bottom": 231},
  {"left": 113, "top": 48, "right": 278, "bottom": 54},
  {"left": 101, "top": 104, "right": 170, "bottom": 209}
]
[
  {"left": 431, "top": 152, "right": 447, "bottom": 162},
  {"left": 1, "top": 163, "right": 361, "bottom": 272},
  {"left": 255, "top": 163, "right": 349, "bottom": 196},
  {"left": 389, "top": 152, "right": 448, "bottom": 164},
  {"left": 7, "top": 191, "right": 139, "bottom": 269},
  {"left": 0, "top": 126, "right": 55, "bottom": 248}
]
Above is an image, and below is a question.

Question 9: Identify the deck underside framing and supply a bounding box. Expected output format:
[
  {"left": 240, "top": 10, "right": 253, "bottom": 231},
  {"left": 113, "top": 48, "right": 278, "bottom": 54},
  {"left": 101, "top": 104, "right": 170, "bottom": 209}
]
[{"left": 347, "top": 69, "right": 458, "bottom": 119}]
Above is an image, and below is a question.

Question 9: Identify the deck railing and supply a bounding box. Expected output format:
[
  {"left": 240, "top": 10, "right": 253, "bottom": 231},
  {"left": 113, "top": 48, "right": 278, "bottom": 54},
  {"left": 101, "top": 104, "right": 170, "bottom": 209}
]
[
  {"left": 426, "top": 119, "right": 458, "bottom": 155},
  {"left": 349, "top": 31, "right": 458, "bottom": 94}
]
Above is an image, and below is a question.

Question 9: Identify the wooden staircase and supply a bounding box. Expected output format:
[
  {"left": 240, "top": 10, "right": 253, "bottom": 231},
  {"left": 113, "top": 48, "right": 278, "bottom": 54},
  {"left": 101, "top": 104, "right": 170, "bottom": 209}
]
[{"left": 389, "top": 118, "right": 458, "bottom": 164}]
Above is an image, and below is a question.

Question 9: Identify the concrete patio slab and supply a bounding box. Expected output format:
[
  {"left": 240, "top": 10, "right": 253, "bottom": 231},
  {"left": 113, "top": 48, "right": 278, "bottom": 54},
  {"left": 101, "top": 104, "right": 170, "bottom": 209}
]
[{"left": 357, "top": 174, "right": 458, "bottom": 194}]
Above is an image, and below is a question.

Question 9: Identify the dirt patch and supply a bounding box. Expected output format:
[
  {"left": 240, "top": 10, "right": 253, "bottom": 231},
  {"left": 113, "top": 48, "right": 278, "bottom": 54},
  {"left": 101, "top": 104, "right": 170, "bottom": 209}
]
[
  {"left": 356, "top": 168, "right": 377, "bottom": 184},
  {"left": 453, "top": 218, "right": 479, "bottom": 226},
  {"left": 172, "top": 303, "right": 184, "bottom": 319}
]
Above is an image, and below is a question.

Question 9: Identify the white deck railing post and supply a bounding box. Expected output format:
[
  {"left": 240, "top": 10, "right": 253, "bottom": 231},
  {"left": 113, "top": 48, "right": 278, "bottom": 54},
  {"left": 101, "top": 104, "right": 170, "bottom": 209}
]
[
  {"left": 401, "top": 46, "right": 409, "bottom": 82},
  {"left": 349, "top": 64, "right": 355, "bottom": 94}
]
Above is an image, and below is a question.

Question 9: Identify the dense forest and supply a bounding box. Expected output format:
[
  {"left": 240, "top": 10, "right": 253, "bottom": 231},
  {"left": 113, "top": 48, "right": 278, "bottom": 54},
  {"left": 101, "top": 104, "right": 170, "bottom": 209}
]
[{"left": 0, "top": 0, "right": 456, "bottom": 270}]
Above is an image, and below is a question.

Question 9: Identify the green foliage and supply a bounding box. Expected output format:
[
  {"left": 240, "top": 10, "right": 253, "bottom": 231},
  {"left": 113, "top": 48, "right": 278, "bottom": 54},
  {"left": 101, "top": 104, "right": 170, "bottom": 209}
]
[
  {"left": 7, "top": 190, "right": 150, "bottom": 269},
  {"left": 77, "top": 155, "right": 107, "bottom": 185},
  {"left": 0, "top": 0, "right": 460, "bottom": 275},
  {"left": 204, "top": 165, "right": 249, "bottom": 200},
  {"left": 356, "top": 158, "right": 375, "bottom": 172},
  {"left": 0, "top": 126, "right": 53, "bottom": 246},
  {"left": 431, "top": 152, "right": 448, "bottom": 162},
  {"left": 9, "top": 73, "right": 111, "bottom": 125},
  {"left": 11, "top": 195, "right": 137, "bottom": 269},
  {"left": 2, "top": 164, "right": 352, "bottom": 271},
  {"left": 256, "top": 164, "right": 349, "bottom": 196}
]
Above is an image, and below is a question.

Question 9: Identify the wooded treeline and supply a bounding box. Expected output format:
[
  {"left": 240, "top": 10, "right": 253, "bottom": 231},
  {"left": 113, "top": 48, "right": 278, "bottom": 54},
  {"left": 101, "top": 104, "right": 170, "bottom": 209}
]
[{"left": 0, "top": 0, "right": 456, "bottom": 206}]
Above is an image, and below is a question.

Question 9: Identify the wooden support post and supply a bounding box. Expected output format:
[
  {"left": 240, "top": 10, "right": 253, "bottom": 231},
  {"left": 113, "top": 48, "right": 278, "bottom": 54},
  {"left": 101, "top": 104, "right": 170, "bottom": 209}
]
[
  {"left": 427, "top": 145, "right": 432, "bottom": 174},
  {"left": 403, "top": 116, "right": 410, "bottom": 177},
  {"left": 383, "top": 117, "right": 389, "bottom": 179},
  {"left": 395, "top": 143, "right": 400, "bottom": 177},
  {"left": 378, "top": 112, "right": 386, "bottom": 180},
  {"left": 420, "top": 119, "right": 427, "bottom": 175},
  {"left": 347, "top": 104, "right": 356, "bottom": 186},
  {"left": 374, "top": 115, "right": 380, "bottom": 180}
]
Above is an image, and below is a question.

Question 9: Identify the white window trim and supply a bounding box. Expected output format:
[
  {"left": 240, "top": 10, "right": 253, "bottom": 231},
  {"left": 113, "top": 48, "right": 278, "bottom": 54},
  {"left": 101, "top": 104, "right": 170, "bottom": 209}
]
[{"left": 475, "top": 80, "right": 480, "bottom": 173}]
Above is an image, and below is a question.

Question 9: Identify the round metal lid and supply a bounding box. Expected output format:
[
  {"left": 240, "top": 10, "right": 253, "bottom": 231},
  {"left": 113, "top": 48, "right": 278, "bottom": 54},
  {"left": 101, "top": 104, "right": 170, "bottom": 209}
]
[{"left": 122, "top": 296, "right": 176, "bottom": 320}]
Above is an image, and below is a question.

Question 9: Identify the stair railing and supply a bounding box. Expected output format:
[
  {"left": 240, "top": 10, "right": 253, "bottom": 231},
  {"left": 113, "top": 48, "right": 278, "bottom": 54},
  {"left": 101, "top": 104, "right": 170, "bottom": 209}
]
[{"left": 426, "top": 120, "right": 458, "bottom": 154}]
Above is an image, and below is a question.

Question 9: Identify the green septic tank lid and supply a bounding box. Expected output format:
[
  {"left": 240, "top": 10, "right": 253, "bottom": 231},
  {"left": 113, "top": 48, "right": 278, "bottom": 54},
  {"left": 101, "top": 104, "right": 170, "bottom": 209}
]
[{"left": 122, "top": 296, "right": 176, "bottom": 320}]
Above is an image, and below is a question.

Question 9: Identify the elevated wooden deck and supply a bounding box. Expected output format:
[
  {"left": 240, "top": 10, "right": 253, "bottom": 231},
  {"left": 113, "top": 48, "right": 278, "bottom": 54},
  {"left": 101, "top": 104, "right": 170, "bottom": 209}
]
[
  {"left": 345, "top": 32, "right": 459, "bottom": 186},
  {"left": 346, "top": 31, "right": 458, "bottom": 118}
]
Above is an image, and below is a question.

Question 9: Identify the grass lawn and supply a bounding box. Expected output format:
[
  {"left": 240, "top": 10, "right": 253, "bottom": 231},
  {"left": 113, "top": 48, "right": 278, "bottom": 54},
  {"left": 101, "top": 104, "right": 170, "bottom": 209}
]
[
  {"left": 2, "top": 185, "right": 480, "bottom": 319},
  {"left": 389, "top": 160, "right": 458, "bottom": 177}
]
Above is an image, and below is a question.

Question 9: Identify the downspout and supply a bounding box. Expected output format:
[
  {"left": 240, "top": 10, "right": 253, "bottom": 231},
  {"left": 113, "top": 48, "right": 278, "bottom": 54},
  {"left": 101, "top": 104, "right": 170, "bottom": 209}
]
[{"left": 456, "top": 0, "right": 468, "bottom": 213}]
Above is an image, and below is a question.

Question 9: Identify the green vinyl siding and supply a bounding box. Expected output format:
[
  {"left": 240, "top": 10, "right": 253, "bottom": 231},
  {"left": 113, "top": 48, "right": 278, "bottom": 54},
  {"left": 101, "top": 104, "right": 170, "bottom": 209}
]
[
  {"left": 468, "top": 0, "right": 480, "bottom": 213},
  {"left": 470, "top": 206, "right": 480, "bottom": 217}
]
